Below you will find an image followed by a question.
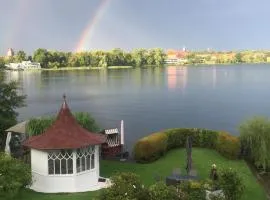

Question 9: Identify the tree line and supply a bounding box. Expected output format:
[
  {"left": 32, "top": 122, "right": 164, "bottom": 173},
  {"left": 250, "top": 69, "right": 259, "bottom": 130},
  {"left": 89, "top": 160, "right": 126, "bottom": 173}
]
[
  {"left": 2, "top": 49, "right": 270, "bottom": 69},
  {"left": 184, "top": 50, "right": 270, "bottom": 65},
  {"left": 1, "top": 48, "right": 166, "bottom": 68}
]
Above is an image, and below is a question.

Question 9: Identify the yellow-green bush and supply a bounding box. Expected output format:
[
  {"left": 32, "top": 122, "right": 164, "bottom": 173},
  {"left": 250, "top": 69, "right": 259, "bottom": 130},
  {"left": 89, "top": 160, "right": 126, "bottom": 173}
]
[
  {"left": 216, "top": 131, "right": 240, "bottom": 159},
  {"left": 133, "top": 132, "right": 168, "bottom": 163},
  {"left": 133, "top": 128, "right": 239, "bottom": 163}
]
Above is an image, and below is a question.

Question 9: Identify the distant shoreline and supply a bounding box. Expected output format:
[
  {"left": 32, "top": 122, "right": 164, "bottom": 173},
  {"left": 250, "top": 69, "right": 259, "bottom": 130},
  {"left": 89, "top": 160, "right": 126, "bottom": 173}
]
[
  {"left": 165, "top": 62, "right": 270, "bottom": 67},
  {"left": 42, "top": 66, "right": 134, "bottom": 71},
  {"left": 4, "top": 66, "right": 134, "bottom": 71},
  {"left": 4, "top": 63, "right": 270, "bottom": 72}
]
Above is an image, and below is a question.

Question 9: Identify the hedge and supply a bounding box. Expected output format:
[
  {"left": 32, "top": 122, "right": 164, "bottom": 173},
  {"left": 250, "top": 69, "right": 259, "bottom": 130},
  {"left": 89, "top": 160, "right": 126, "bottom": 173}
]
[
  {"left": 133, "top": 128, "right": 240, "bottom": 163},
  {"left": 216, "top": 131, "right": 241, "bottom": 159},
  {"left": 134, "top": 132, "right": 168, "bottom": 163},
  {"left": 164, "top": 128, "right": 218, "bottom": 150}
]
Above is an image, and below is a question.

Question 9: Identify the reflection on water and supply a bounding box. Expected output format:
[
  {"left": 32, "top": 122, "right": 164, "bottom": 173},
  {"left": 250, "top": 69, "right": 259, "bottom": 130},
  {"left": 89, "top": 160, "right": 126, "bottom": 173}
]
[
  {"left": 212, "top": 66, "right": 216, "bottom": 88},
  {"left": 6, "top": 64, "right": 270, "bottom": 150},
  {"left": 167, "top": 66, "right": 188, "bottom": 92}
]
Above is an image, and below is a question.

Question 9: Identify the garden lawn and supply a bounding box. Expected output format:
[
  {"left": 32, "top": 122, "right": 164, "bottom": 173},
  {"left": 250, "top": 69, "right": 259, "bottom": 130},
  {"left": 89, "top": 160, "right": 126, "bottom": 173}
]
[{"left": 16, "top": 148, "right": 267, "bottom": 200}]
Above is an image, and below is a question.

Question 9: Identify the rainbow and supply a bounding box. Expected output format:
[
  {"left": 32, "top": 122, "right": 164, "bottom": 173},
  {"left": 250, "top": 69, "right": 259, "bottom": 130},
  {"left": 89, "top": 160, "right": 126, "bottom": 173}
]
[
  {"left": 3, "top": 0, "right": 30, "bottom": 51},
  {"left": 75, "top": 0, "right": 111, "bottom": 52}
]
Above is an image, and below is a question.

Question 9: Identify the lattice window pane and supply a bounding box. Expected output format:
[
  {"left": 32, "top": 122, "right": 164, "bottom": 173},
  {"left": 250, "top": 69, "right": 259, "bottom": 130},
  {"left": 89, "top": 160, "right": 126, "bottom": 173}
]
[
  {"left": 48, "top": 150, "right": 73, "bottom": 175},
  {"left": 68, "top": 158, "right": 73, "bottom": 174},
  {"left": 55, "top": 159, "right": 60, "bottom": 174},
  {"left": 48, "top": 159, "right": 54, "bottom": 174},
  {"left": 91, "top": 154, "right": 95, "bottom": 169},
  {"left": 61, "top": 160, "right": 67, "bottom": 174},
  {"left": 86, "top": 155, "right": 90, "bottom": 170},
  {"left": 76, "top": 157, "right": 81, "bottom": 173},
  {"left": 81, "top": 157, "right": 86, "bottom": 171},
  {"left": 76, "top": 146, "right": 96, "bottom": 173}
]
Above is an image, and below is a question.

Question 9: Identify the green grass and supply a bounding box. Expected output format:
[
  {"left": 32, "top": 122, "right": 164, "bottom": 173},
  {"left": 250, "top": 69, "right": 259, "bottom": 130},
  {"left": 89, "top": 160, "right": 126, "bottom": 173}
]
[{"left": 16, "top": 148, "right": 267, "bottom": 200}]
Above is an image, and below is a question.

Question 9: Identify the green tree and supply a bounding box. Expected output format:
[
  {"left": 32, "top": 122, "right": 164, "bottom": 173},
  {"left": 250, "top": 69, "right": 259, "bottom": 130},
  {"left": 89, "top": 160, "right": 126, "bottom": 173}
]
[
  {"left": 146, "top": 49, "right": 155, "bottom": 65},
  {"left": 239, "top": 116, "right": 270, "bottom": 171},
  {"left": 235, "top": 53, "right": 242, "bottom": 63},
  {"left": 98, "top": 54, "right": 108, "bottom": 68},
  {"left": 68, "top": 54, "right": 80, "bottom": 67},
  {"left": 73, "top": 112, "right": 100, "bottom": 132},
  {"left": 153, "top": 48, "right": 165, "bottom": 66},
  {"left": 15, "top": 50, "right": 27, "bottom": 62},
  {"left": 186, "top": 53, "right": 196, "bottom": 60},
  {"left": 26, "top": 112, "right": 100, "bottom": 136},
  {"left": 27, "top": 55, "right": 32, "bottom": 61},
  {"left": 0, "top": 57, "right": 6, "bottom": 69},
  {"left": 125, "top": 52, "right": 134, "bottom": 66},
  {"left": 131, "top": 48, "right": 147, "bottom": 67},
  {"left": 0, "top": 152, "right": 32, "bottom": 199},
  {"left": 33, "top": 48, "right": 49, "bottom": 68},
  {"left": 206, "top": 55, "right": 212, "bottom": 62},
  {"left": 110, "top": 48, "right": 125, "bottom": 66},
  {"left": 0, "top": 73, "right": 26, "bottom": 150}
]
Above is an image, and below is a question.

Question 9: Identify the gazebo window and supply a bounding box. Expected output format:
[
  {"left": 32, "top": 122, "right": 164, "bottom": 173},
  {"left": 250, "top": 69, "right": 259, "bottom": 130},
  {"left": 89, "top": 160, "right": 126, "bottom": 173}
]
[
  {"left": 76, "top": 146, "right": 95, "bottom": 173},
  {"left": 48, "top": 150, "right": 73, "bottom": 175}
]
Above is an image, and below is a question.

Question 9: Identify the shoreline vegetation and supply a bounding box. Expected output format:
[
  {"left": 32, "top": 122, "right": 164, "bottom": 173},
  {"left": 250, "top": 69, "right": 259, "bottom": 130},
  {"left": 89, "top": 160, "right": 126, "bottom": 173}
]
[
  {"left": 1, "top": 48, "right": 270, "bottom": 71},
  {"left": 4, "top": 63, "right": 270, "bottom": 72}
]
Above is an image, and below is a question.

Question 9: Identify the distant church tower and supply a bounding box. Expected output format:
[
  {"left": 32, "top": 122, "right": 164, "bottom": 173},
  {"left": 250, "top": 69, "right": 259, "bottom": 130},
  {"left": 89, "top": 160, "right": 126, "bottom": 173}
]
[
  {"left": 182, "top": 46, "right": 187, "bottom": 52},
  {"left": 7, "top": 48, "right": 14, "bottom": 57}
]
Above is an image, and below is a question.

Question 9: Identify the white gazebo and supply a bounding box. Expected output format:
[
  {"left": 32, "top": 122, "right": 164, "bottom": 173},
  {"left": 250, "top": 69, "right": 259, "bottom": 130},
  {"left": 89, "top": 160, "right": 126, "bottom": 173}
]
[{"left": 23, "top": 95, "right": 107, "bottom": 193}]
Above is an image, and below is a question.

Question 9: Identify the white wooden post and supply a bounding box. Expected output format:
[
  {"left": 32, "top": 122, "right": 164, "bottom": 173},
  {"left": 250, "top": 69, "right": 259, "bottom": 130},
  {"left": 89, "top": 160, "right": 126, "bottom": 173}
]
[
  {"left": 72, "top": 150, "right": 76, "bottom": 175},
  {"left": 120, "top": 120, "right": 127, "bottom": 161},
  {"left": 120, "top": 120, "right": 124, "bottom": 145}
]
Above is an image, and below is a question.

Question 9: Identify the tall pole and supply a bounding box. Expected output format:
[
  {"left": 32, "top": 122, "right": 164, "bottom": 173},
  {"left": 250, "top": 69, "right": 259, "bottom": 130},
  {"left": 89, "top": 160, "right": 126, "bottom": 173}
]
[
  {"left": 120, "top": 120, "right": 124, "bottom": 145},
  {"left": 120, "top": 120, "right": 126, "bottom": 161}
]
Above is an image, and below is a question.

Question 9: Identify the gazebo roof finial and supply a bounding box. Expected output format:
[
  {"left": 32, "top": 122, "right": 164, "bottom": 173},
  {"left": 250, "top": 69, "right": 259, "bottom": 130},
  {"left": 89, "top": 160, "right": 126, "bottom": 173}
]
[{"left": 62, "top": 93, "right": 67, "bottom": 109}]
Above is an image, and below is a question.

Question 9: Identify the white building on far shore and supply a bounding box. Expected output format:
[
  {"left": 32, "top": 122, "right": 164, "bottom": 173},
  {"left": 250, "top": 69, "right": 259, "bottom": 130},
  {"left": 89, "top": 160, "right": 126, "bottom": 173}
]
[{"left": 5, "top": 61, "right": 41, "bottom": 70}]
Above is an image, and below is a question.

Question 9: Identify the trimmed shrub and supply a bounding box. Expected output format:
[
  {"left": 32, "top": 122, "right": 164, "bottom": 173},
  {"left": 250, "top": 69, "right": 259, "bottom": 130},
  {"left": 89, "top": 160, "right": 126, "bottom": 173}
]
[
  {"left": 165, "top": 128, "right": 194, "bottom": 150},
  {"left": 198, "top": 129, "right": 219, "bottom": 148},
  {"left": 216, "top": 132, "right": 240, "bottom": 159},
  {"left": 134, "top": 132, "right": 168, "bottom": 163},
  {"left": 164, "top": 128, "right": 218, "bottom": 151}
]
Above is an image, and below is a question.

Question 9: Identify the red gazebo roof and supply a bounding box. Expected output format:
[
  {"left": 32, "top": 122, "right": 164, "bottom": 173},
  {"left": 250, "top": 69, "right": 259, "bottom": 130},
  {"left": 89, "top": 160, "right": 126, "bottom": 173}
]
[{"left": 23, "top": 95, "right": 106, "bottom": 150}]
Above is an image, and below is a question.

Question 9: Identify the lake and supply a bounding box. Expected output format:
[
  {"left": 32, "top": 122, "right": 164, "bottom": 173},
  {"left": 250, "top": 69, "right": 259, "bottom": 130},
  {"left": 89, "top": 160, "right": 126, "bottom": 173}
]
[{"left": 6, "top": 64, "right": 270, "bottom": 151}]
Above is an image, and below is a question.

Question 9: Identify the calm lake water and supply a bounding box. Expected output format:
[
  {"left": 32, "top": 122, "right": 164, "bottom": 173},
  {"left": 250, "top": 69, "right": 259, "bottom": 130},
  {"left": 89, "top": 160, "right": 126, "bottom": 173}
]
[{"left": 6, "top": 64, "right": 270, "bottom": 151}]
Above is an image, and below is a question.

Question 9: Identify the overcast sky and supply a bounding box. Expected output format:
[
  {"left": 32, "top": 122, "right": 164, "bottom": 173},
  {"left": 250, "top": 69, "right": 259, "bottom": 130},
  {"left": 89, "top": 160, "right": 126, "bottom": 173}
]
[{"left": 1, "top": 0, "right": 270, "bottom": 55}]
